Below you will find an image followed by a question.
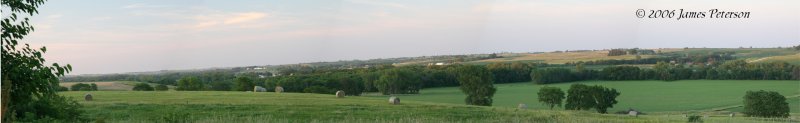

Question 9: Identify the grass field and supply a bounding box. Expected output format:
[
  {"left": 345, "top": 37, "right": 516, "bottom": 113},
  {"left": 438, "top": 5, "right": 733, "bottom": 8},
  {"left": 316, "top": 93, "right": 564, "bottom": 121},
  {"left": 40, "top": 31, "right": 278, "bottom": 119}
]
[
  {"left": 368, "top": 80, "right": 800, "bottom": 114},
  {"left": 60, "top": 90, "right": 799, "bottom": 123}
]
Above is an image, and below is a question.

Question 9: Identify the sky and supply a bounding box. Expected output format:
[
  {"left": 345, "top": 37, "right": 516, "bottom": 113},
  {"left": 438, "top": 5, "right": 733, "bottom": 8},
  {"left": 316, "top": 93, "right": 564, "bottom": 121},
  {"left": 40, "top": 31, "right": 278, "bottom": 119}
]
[{"left": 14, "top": 0, "right": 800, "bottom": 74}]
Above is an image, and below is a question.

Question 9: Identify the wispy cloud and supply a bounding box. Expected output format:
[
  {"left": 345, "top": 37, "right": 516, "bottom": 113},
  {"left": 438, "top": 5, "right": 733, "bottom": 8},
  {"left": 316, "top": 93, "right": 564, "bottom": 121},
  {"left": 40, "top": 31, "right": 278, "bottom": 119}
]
[
  {"left": 223, "top": 12, "right": 268, "bottom": 25},
  {"left": 122, "top": 3, "right": 167, "bottom": 9},
  {"left": 346, "top": 0, "right": 408, "bottom": 9},
  {"left": 189, "top": 12, "right": 270, "bottom": 30}
]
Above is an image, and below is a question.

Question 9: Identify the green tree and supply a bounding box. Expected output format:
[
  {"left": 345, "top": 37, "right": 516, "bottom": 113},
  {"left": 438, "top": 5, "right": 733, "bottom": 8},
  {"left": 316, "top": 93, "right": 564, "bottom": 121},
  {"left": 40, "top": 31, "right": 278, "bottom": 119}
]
[
  {"left": 537, "top": 86, "right": 565, "bottom": 109},
  {"left": 233, "top": 76, "right": 254, "bottom": 91},
  {"left": 590, "top": 85, "right": 620, "bottom": 113},
  {"left": 564, "top": 84, "right": 620, "bottom": 113},
  {"left": 564, "top": 84, "right": 595, "bottom": 110},
  {"left": 454, "top": 65, "right": 496, "bottom": 106},
  {"left": 132, "top": 83, "right": 154, "bottom": 91},
  {"left": 176, "top": 77, "right": 203, "bottom": 91},
  {"left": 743, "top": 90, "right": 789, "bottom": 118},
  {"left": 2, "top": 0, "right": 86, "bottom": 122},
  {"left": 155, "top": 84, "right": 169, "bottom": 91}
]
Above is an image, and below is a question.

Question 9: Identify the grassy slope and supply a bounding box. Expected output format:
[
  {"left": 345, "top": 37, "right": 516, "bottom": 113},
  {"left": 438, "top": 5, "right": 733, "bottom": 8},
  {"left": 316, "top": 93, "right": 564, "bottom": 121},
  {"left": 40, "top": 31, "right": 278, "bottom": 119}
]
[{"left": 369, "top": 80, "right": 800, "bottom": 113}]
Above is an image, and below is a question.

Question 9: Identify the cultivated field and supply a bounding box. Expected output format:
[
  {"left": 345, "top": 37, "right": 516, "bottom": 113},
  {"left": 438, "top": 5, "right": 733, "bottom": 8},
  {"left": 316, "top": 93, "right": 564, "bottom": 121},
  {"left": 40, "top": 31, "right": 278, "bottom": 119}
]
[
  {"left": 60, "top": 91, "right": 799, "bottom": 123},
  {"left": 472, "top": 51, "right": 656, "bottom": 64},
  {"left": 369, "top": 80, "right": 800, "bottom": 114}
]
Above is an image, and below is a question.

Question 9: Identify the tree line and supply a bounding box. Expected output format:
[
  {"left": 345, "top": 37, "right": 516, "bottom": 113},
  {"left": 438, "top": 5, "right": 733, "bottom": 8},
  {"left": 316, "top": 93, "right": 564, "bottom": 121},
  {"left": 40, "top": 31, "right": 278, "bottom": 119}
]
[{"left": 533, "top": 60, "right": 800, "bottom": 84}]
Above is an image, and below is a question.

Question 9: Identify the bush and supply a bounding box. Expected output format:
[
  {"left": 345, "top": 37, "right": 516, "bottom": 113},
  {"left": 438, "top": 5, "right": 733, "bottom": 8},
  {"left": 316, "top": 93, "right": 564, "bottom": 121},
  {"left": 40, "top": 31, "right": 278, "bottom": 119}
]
[
  {"left": 132, "top": 83, "right": 154, "bottom": 91},
  {"left": 687, "top": 115, "right": 702, "bottom": 123},
  {"left": 70, "top": 83, "right": 94, "bottom": 91},
  {"left": 57, "top": 86, "right": 69, "bottom": 91},
  {"left": 743, "top": 90, "right": 789, "bottom": 118},
  {"left": 155, "top": 84, "right": 169, "bottom": 91}
]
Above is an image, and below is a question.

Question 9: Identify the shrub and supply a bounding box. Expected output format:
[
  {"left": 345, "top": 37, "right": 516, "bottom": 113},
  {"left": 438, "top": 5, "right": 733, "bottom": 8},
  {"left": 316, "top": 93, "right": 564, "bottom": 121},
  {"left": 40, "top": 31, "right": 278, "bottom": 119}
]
[
  {"left": 132, "top": 83, "right": 154, "bottom": 91},
  {"left": 687, "top": 115, "right": 702, "bottom": 123},
  {"left": 743, "top": 90, "right": 789, "bottom": 118},
  {"left": 70, "top": 83, "right": 94, "bottom": 91},
  {"left": 57, "top": 86, "right": 69, "bottom": 91},
  {"left": 155, "top": 84, "right": 169, "bottom": 91}
]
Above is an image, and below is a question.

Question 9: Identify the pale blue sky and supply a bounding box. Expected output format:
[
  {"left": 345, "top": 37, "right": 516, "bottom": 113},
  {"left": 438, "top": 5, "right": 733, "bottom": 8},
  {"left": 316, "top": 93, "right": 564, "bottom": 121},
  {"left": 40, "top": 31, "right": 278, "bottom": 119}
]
[{"left": 18, "top": 0, "right": 800, "bottom": 74}]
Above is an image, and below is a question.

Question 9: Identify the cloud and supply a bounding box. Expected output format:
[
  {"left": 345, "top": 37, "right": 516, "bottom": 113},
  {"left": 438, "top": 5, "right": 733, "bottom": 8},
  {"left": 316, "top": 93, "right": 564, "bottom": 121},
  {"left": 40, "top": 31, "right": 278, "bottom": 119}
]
[
  {"left": 223, "top": 12, "right": 268, "bottom": 25},
  {"left": 346, "top": 0, "right": 408, "bottom": 9},
  {"left": 187, "top": 12, "right": 270, "bottom": 30},
  {"left": 122, "top": 3, "right": 167, "bottom": 9}
]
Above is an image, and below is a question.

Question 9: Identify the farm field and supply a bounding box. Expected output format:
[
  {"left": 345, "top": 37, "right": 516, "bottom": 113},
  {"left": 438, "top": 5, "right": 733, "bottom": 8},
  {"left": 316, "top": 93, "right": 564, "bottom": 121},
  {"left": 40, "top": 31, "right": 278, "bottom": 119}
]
[
  {"left": 368, "top": 80, "right": 800, "bottom": 114},
  {"left": 464, "top": 48, "right": 800, "bottom": 65},
  {"left": 59, "top": 91, "right": 798, "bottom": 122},
  {"left": 471, "top": 51, "right": 657, "bottom": 64}
]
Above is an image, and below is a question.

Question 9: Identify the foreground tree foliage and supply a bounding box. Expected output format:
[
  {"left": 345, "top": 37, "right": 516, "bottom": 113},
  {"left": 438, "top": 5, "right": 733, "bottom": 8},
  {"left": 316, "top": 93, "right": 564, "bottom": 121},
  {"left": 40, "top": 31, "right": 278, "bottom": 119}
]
[
  {"left": 743, "top": 90, "right": 789, "bottom": 118},
  {"left": 1, "top": 0, "right": 86, "bottom": 122},
  {"left": 564, "top": 84, "right": 620, "bottom": 113},
  {"left": 454, "top": 65, "right": 496, "bottom": 106},
  {"left": 537, "top": 86, "right": 564, "bottom": 109}
]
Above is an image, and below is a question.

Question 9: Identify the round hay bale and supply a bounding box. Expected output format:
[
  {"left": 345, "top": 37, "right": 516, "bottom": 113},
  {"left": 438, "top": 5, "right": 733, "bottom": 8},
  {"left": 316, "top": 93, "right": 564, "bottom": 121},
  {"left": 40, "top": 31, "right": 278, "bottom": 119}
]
[
  {"left": 517, "top": 103, "right": 527, "bottom": 109},
  {"left": 84, "top": 93, "right": 93, "bottom": 101},
  {"left": 275, "top": 86, "right": 284, "bottom": 93},
  {"left": 335, "top": 90, "right": 345, "bottom": 98},
  {"left": 253, "top": 86, "right": 266, "bottom": 92},
  {"left": 388, "top": 96, "right": 400, "bottom": 105}
]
